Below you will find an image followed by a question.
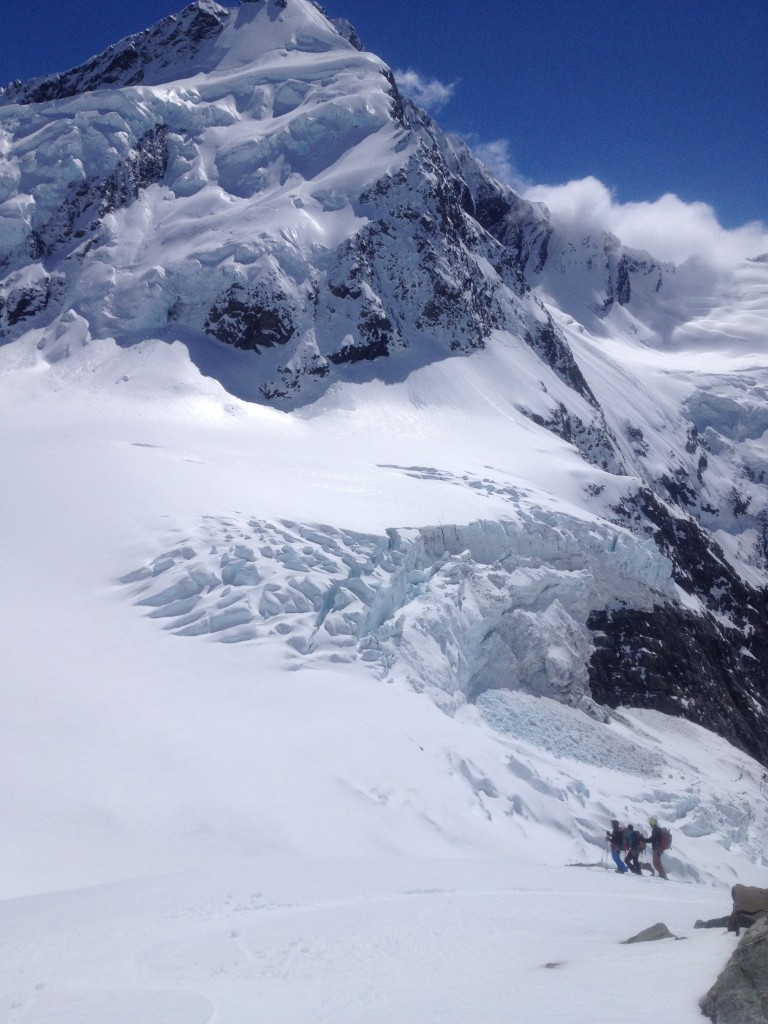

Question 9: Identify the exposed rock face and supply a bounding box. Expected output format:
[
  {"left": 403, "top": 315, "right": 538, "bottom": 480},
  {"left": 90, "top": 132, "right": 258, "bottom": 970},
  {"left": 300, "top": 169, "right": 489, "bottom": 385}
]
[
  {"left": 588, "top": 485, "right": 768, "bottom": 764},
  {"left": 695, "top": 917, "right": 731, "bottom": 930},
  {"left": 529, "top": 229, "right": 666, "bottom": 322},
  {"left": 205, "top": 279, "right": 298, "bottom": 352},
  {"left": 588, "top": 605, "right": 768, "bottom": 765},
  {"left": 729, "top": 885, "right": 768, "bottom": 933},
  {"left": 701, "top": 915, "right": 768, "bottom": 1024}
]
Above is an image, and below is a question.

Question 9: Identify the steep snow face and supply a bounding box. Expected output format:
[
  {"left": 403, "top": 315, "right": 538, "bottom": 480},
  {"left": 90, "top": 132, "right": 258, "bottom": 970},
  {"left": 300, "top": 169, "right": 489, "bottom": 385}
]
[
  {"left": 0, "top": 1, "right": 398, "bottom": 384},
  {"left": 1, "top": 0, "right": 767, "bottom": 761}
]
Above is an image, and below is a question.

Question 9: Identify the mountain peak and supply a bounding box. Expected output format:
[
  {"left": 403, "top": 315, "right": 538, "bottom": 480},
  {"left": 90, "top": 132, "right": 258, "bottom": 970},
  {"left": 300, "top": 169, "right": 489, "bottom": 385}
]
[
  {"left": 0, "top": 2, "right": 229, "bottom": 104},
  {"left": 1, "top": 0, "right": 768, "bottom": 773},
  {"left": 0, "top": 0, "right": 358, "bottom": 105}
]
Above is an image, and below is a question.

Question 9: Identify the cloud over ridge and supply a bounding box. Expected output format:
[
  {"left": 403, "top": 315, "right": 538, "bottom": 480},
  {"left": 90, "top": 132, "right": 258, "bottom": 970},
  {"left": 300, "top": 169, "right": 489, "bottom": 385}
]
[
  {"left": 468, "top": 136, "right": 767, "bottom": 268},
  {"left": 391, "top": 62, "right": 763, "bottom": 269},
  {"left": 524, "top": 176, "right": 768, "bottom": 268},
  {"left": 393, "top": 68, "right": 456, "bottom": 111}
]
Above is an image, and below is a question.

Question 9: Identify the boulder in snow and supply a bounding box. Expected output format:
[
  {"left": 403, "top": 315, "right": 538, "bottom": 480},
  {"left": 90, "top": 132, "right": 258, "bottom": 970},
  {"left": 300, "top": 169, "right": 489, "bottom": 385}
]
[{"left": 701, "top": 915, "right": 768, "bottom": 1024}]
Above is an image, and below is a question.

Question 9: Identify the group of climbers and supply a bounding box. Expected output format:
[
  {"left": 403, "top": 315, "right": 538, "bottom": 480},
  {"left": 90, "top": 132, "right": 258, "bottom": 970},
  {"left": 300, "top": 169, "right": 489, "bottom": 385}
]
[{"left": 605, "top": 817, "right": 670, "bottom": 878}]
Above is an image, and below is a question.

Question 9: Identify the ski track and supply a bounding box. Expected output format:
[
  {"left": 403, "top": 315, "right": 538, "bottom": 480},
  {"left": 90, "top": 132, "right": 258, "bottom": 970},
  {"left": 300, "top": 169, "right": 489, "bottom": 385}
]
[{"left": 0, "top": 864, "right": 741, "bottom": 1024}]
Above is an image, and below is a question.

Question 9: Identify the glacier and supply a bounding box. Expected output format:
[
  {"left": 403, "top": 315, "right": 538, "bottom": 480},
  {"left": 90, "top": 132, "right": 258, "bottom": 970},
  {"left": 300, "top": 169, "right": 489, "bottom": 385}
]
[
  {"left": 1, "top": 0, "right": 767, "bottom": 763},
  {"left": 2, "top": 3, "right": 768, "bottom": 1019},
  {"left": 119, "top": 508, "right": 676, "bottom": 714}
]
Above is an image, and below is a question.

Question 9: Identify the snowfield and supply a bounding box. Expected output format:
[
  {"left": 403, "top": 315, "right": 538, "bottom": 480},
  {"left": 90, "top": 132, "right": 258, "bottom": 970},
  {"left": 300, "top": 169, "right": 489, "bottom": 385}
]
[
  {"left": 2, "top": 334, "right": 767, "bottom": 1022},
  {"left": 0, "top": 861, "right": 750, "bottom": 1024},
  {"left": 2, "top": 1, "right": 768, "bottom": 1020}
]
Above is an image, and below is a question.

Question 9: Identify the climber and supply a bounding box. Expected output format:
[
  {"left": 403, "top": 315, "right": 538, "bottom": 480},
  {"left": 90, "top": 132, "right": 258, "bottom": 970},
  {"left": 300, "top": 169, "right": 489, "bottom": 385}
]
[
  {"left": 642, "top": 817, "right": 668, "bottom": 879},
  {"left": 605, "top": 819, "right": 629, "bottom": 873},
  {"left": 623, "top": 824, "right": 644, "bottom": 875}
]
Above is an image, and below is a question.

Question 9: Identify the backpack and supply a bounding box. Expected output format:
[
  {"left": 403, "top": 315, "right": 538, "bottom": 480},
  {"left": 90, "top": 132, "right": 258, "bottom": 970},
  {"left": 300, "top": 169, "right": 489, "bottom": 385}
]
[
  {"left": 624, "top": 828, "right": 640, "bottom": 852},
  {"left": 660, "top": 827, "right": 672, "bottom": 851}
]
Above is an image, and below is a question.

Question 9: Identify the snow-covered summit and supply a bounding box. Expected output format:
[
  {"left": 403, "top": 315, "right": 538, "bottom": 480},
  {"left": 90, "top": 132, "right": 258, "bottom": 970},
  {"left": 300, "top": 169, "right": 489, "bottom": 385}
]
[
  {"left": 0, "top": 0, "right": 361, "bottom": 103},
  {"left": 1, "top": 0, "right": 768, "bottom": 837},
  {"left": 2, "top": 12, "right": 768, "bottom": 1016}
]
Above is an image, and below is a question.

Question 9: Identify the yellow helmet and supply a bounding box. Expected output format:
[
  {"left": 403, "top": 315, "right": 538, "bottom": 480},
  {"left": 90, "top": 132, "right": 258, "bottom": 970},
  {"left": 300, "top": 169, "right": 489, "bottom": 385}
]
[{"left": 649, "top": 817, "right": 657, "bottom": 825}]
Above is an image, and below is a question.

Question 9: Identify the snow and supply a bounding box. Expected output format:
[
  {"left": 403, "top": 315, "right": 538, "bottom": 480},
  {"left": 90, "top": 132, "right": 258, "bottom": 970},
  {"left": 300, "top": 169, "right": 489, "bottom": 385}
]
[
  {"left": 0, "top": 861, "right": 746, "bottom": 1024},
  {"left": 2, "top": 332, "right": 767, "bottom": 1021},
  {"left": 2, "top": 1, "right": 768, "bottom": 1020}
]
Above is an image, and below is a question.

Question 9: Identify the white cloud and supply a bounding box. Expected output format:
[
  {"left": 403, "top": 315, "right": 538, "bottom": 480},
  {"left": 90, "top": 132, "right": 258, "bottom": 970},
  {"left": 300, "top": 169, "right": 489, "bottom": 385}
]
[
  {"left": 523, "top": 176, "right": 768, "bottom": 268},
  {"left": 454, "top": 133, "right": 767, "bottom": 268},
  {"left": 393, "top": 68, "right": 456, "bottom": 112},
  {"left": 468, "top": 138, "right": 522, "bottom": 189}
]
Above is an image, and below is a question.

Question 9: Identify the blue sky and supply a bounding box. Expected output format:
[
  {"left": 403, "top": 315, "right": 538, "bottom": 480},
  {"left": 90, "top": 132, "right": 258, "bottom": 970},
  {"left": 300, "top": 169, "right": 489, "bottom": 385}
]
[
  {"left": 352, "top": 0, "right": 767, "bottom": 232},
  {"left": 1, "top": 0, "right": 765, "bottom": 241}
]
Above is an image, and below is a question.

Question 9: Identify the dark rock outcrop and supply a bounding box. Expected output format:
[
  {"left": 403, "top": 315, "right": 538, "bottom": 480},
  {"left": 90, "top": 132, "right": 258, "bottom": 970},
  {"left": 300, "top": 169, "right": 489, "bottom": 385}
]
[
  {"left": 588, "top": 485, "right": 768, "bottom": 765},
  {"left": 695, "top": 917, "right": 731, "bottom": 930},
  {"left": 205, "top": 282, "right": 297, "bottom": 352},
  {"left": 523, "top": 399, "right": 623, "bottom": 473},
  {"left": 588, "top": 604, "right": 768, "bottom": 765},
  {"left": 701, "top": 915, "right": 768, "bottom": 1023},
  {"left": 694, "top": 887, "right": 768, "bottom": 936},
  {"left": 729, "top": 885, "right": 768, "bottom": 933},
  {"left": 622, "top": 922, "right": 679, "bottom": 944}
]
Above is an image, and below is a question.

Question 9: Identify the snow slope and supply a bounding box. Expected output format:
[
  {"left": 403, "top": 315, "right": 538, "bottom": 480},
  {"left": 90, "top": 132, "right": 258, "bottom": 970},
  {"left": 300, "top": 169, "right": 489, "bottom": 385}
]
[
  {"left": 2, "top": 330, "right": 767, "bottom": 1021},
  {"left": 2, "top": 2, "right": 768, "bottom": 1020},
  {"left": 1, "top": 1, "right": 766, "bottom": 764},
  {"left": 1, "top": 861, "right": 752, "bottom": 1024}
]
